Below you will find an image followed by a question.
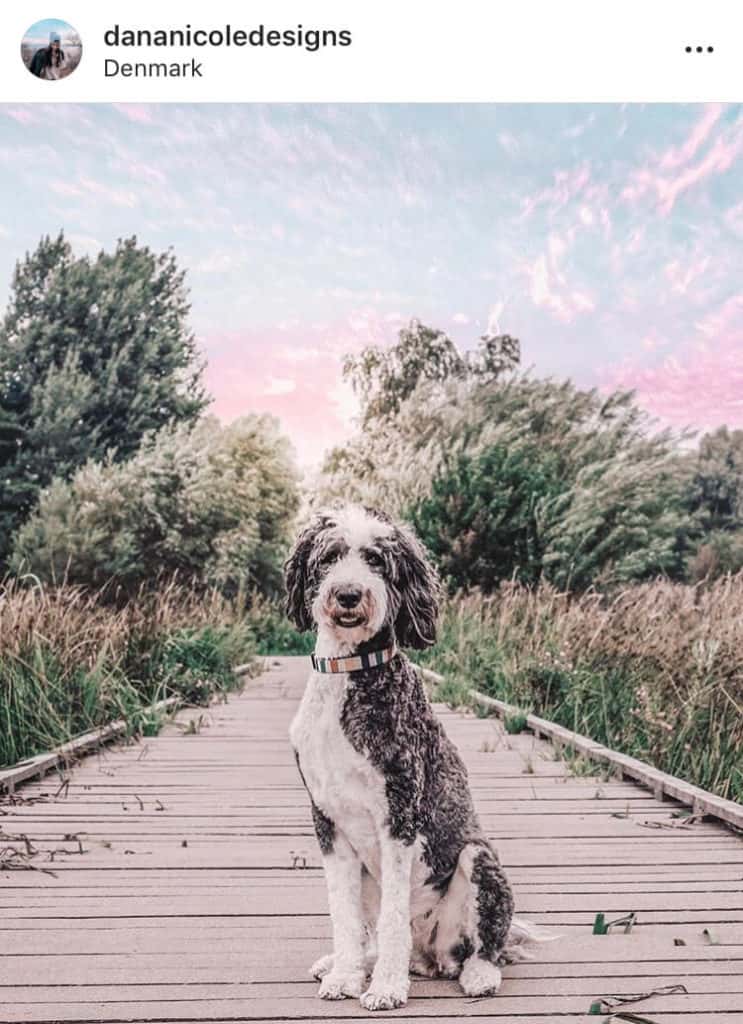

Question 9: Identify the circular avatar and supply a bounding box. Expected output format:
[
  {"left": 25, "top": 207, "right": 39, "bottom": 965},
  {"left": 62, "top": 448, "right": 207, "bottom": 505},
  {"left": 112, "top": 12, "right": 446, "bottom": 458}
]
[{"left": 22, "top": 19, "right": 82, "bottom": 81}]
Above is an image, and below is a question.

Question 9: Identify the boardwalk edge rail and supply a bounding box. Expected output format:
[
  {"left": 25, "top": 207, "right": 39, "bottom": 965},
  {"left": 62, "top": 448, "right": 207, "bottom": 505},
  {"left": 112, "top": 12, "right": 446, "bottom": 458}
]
[
  {"left": 0, "top": 660, "right": 261, "bottom": 796},
  {"left": 415, "top": 664, "right": 743, "bottom": 832},
  {"left": 0, "top": 695, "right": 181, "bottom": 796}
]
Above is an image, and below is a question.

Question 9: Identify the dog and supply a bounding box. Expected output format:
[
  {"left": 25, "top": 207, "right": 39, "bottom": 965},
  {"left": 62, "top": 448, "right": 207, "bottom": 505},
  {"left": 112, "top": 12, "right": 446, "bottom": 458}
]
[{"left": 286, "top": 504, "right": 539, "bottom": 1011}]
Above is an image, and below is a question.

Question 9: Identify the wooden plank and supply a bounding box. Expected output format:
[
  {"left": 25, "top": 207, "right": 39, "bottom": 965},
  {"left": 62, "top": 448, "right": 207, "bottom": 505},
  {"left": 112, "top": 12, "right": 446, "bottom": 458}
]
[
  {"left": 2, "top": 991, "right": 741, "bottom": 1022},
  {"left": 6, "top": 973, "right": 743, "bottom": 1000},
  {"left": 3, "top": 888, "right": 743, "bottom": 915},
  {"left": 6, "top": 955, "right": 743, "bottom": 986}
]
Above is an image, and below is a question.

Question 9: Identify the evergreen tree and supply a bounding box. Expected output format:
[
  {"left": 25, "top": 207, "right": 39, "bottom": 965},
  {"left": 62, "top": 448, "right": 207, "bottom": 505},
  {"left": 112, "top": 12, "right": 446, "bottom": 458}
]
[{"left": 0, "top": 232, "right": 208, "bottom": 563}]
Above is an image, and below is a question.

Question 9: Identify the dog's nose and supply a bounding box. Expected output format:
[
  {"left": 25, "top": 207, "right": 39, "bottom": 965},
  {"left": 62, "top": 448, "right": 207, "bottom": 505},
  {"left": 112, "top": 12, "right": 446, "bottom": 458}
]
[{"left": 336, "top": 587, "right": 362, "bottom": 609}]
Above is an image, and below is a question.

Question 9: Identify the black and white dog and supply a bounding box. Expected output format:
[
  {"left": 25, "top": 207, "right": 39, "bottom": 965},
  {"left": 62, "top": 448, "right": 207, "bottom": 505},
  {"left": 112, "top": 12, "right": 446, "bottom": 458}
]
[{"left": 286, "top": 505, "right": 534, "bottom": 1011}]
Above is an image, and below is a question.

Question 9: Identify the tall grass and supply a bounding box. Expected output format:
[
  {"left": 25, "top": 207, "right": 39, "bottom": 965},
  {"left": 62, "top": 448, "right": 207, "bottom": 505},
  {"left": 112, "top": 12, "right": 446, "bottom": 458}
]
[
  {"left": 0, "top": 577, "right": 254, "bottom": 768},
  {"left": 421, "top": 575, "right": 743, "bottom": 802}
]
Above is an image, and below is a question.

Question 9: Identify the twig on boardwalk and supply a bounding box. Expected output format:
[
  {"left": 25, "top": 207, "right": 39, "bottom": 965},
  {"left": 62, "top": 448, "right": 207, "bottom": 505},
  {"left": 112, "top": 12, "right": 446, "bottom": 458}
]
[
  {"left": 589, "top": 982, "right": 687, "bottom": 1015},
  {"left": 0, "top": 843, "right": 58, "bottom": 877}
]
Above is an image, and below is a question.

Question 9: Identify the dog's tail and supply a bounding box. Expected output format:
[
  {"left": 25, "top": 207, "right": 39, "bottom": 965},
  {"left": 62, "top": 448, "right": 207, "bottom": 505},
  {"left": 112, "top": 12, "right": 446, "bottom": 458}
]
[{"left": 501, "top": 916, "right": 561, "bottom": 963}]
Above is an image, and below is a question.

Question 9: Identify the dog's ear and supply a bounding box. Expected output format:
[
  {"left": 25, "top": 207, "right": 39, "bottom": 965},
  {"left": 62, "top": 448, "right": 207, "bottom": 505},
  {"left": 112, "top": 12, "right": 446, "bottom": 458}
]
[
  {"left": 393, "top": 524, "right": 441, "bottom": 649},
  {"left": 284, "top": 514, "right": 326, "bottom": 631}
]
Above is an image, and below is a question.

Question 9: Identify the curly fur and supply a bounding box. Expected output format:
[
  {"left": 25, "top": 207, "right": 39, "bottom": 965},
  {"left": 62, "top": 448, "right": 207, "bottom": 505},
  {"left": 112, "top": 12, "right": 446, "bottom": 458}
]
[{"left": 286, "top": 505, "right": 541, "bottom": 1010}]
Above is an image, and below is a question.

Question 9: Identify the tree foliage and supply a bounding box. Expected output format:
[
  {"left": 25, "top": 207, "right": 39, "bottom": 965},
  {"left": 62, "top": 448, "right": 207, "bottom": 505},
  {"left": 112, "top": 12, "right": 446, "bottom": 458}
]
[
  {"left": 0, "top": 232, "right": 207, "bottom": 562},
  {"left": 686, "top": 426, "right": 743, "bottom": 532},
  {"left": 11, "top": 415, "right": 299, "bottom": 597},
  {"left": 409, "top": 381, "right": 690, "bottom": 591},
  {"left": 317, "top": 323, "right": 695, "bottom": 592},
  {"left": 411, "top": 442, "right": 562, "bottom": 590},
  {"left": 343, "top": 319, "right": 519, "bottom": 426}
]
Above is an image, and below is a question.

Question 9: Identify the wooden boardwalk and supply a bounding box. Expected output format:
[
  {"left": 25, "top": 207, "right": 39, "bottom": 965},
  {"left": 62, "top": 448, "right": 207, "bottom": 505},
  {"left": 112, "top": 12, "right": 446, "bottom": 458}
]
[{"left": 1, "top": 655, "right": 742, "bottom": 1023}]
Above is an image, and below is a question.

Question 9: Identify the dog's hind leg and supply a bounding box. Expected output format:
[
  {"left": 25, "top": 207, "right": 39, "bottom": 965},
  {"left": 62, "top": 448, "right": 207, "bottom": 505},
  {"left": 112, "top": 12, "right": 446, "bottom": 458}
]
[
  {"left": 428, "top": 842, "right": 514, "bottom": 996},
  {"left": 459, "top": 842, "right": 514, "bottom": 996}
]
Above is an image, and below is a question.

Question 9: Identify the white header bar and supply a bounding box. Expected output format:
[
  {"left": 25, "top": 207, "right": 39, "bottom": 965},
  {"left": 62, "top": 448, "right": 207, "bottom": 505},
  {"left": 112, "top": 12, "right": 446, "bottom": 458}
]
[{"left": 1, "top": 0, "right": 741, "bottom": 102}]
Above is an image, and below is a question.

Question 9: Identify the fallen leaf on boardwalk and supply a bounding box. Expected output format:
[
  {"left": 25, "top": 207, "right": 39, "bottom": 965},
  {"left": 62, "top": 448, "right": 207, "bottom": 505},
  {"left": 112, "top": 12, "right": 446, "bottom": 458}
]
[
  {"left": 638, "top": 815, "right": 701, "bottom": 830},
  {"left": 589, "top": 983, "right": 687, "bottom": 1015},
  {"left": 593, "top": 911, "right": 636, "bottom": 934},
  {"left": 612, "top": 1014, "right": 661, "bottom": 1023}
]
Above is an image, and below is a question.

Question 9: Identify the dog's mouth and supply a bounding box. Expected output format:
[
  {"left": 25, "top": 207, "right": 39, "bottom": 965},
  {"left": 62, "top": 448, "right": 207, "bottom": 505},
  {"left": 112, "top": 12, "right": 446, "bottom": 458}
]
[{"left": 332, "top": 612, "right": 367, "bottom": 629}]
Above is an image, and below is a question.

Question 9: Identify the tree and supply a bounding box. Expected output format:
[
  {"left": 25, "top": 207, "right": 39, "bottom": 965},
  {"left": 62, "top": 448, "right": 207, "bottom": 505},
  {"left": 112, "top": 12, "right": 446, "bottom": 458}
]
[
  {"left": 409, "top": 381, "right": 691, "bottom": 592},
  {"left": 686, "top": 427, "right": 743, "bottom": 533},
  {"left": 343, "top": 319, "right": 519, "bottom": 426},
  {"left": 316, "top": 336, "right": 694, "bottom": 592},
  {"left": 411, "top": 441, "right": 563, "bottom": 590},
  {"left": 10, "top": 415, "right": 300, "bottom": 597},
  {"left": 0, "top": 402, "right": 26, "bottom": 547},
  {"left": 683, "top": 427, "right": 743, "bottom": 581},
  {"left": 0, "top": 232, "right": 208, "bottom": 563}
]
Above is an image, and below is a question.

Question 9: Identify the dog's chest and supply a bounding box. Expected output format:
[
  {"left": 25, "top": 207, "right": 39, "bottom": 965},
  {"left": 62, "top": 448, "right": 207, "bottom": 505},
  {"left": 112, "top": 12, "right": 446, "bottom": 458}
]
[{"left": 290, "top": 674, "right": 387, "bottom": 841}]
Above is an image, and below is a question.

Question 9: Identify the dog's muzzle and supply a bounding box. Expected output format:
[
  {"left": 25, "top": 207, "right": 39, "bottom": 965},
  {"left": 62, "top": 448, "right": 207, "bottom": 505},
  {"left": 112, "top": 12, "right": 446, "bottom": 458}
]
[{"left": 329, "top": 586, "right": 369, "bottom": 628}]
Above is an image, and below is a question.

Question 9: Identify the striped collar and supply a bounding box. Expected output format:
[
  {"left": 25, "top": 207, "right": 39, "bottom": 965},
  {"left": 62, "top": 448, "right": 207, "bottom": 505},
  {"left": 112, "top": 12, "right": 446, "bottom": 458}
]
[{"left": 311, "top": 645, "right": 398, "bottom": 675}]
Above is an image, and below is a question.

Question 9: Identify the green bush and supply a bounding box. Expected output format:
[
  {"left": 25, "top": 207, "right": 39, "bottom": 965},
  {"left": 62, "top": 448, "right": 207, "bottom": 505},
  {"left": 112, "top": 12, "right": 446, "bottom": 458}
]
[
  {"left": 241, "top": 594, "right": 315, "bottom": 655},
  {"left": 411, "top": 442, "right": 562, "bottom": 589},
  {"left": 11, "top": 414, "right": 299, "bottom": 596}
]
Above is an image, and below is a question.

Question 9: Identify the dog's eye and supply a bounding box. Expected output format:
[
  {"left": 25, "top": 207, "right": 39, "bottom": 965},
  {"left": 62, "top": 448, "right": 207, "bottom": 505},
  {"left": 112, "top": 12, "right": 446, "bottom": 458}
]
[
  {"left": 365, "top": 549, "right": 384, "bottom": 569},
  {"left": 318, "top": 548, "right": 341, "bottom": 567}
]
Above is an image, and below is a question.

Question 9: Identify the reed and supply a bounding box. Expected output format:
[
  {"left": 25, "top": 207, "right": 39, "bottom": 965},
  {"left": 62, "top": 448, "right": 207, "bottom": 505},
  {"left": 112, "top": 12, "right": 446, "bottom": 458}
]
[
  {"left": 0, "top": 576, "right": 253, "bottom": 768},
  {"left": 422, "top": 575, "right": 743, "bottom": 802}
]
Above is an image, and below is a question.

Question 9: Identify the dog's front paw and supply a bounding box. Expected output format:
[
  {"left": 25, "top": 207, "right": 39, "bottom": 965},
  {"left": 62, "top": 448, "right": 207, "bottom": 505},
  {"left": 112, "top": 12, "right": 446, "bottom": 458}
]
[
  {"left": 309, "top": 952, "right": 334, "bottom": 979},
  {"left": 318, "top": 967, "right": 366, "bottom": 1000},
  {"left": 360, "top": 977, "right": 410, "bottom": 1011}
]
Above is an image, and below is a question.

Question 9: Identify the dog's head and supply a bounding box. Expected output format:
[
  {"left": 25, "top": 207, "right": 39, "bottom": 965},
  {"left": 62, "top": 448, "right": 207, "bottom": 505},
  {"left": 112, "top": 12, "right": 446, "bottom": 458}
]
[{"left": 284, "top": 505, "right": 440, "bottom": 649}]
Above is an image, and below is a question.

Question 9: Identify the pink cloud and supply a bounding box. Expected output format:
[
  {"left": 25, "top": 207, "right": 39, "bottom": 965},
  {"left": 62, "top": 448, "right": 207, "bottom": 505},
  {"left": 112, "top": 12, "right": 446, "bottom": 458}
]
[
  {"left": 694, "top": 294, "right": 743, "bottom": 338},
  {"left": 524, "top": 234, "right": 595, "bottom": 324},
  {"left": 5, "top": 108, "right": 35, "bottom": 125},
  {"left": 113, "top": 104, "right": 155, "bottom": 125},
  {"left": 622, "top": 108, "right": 743, "bottom": 215},
  {"left": 54, "top": 177, "right": 138, "bottom": 208},
  {"left": 659, "top": 104, "right": 724, "bottom": 171},
  {"left": 520, "top": 164, "right": 591, "bottom": 219},
  {"left": 200, "top": 313, "right": 399, "bottom": 466},
  {"left": 605, "top": 325, "right": 743, "bottom": 430},
  {"left": 664, "top": 255, "right": 711, "bottom": 296}
]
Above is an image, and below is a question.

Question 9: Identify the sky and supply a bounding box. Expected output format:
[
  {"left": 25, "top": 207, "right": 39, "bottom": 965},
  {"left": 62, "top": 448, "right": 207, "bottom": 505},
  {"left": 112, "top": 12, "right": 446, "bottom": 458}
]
[
  {"left": 0, "top": 102, "right": 741, "bottom": 465},
  {"left": 21, "top": 19, "right": 81, "bottom": 48}
]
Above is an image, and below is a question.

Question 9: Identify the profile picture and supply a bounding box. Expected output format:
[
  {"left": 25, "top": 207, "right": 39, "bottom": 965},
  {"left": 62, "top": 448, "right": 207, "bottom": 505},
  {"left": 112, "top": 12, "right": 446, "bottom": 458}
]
[{"left": 21, "top": 18, "right": 82, "bottom": 81}]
